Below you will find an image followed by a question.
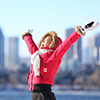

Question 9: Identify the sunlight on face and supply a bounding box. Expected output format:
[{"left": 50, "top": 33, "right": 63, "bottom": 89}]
[{"left": 40, "top": 36, "right": 52, "bottom": 48}]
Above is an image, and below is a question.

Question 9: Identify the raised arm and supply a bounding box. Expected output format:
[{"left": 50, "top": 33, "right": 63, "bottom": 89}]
[
  {"left": 22, "top": 31, "right": 39, "bottom": 55},
  {"left": 49, "top": 21, "right": 99, "bottom": 61},
  {"left": 50, "top": 30, "right": 81, "bottom": 61}
]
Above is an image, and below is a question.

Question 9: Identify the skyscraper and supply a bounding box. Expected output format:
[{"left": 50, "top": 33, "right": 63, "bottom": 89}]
[
  {"left": 8, "top": 37, "right": 19, "bottom": 68},
  {"left": 83, "top": 47, "right": 93, "bottom": 65},
  {"left": 65, "top": 28, "right": 82, "bottom": 63},
  {"left": 85, "top": 33, "right": 100, "bottom": 65},
  {"left": 0, "top": 28, "right": 4, "bottom": 69},
  {"left": 83, "top": 36, "right": 95, "bottom": 65},
  {"left": 86, "top": 36, "right": 95, "bottom": 47},
  {"left": 94, "top": 33, "right": 100, "bottom": 65},
  {"left": 65, "top": 28, "right": 74, "bottom": 61}
]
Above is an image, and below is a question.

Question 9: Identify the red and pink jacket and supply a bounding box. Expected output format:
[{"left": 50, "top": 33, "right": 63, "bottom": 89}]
[{"left": 24, "top": 31, "right": 81, "bottom": 91}]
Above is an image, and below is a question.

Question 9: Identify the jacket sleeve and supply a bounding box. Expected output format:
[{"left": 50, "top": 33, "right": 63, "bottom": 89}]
[
  {"left": 24, "top": 35, "right": 39, "bottom": 55},
  {"left": 50, "top": 31, "right": 81, "bottom": 61}
]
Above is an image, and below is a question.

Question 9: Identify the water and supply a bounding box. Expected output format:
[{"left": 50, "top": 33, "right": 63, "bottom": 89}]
[{"left": 0, "top": 91, "right": 100, "bottom": 100}]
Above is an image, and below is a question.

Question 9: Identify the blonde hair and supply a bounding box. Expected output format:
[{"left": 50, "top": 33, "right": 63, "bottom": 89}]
[{"left": 38, "top": 31, "right": 58, "bottom": 48}]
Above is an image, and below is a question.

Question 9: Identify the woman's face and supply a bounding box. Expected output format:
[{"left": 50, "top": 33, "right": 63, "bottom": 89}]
[{"left": 40, "top": 36, "right": 52, "bottom": 48}]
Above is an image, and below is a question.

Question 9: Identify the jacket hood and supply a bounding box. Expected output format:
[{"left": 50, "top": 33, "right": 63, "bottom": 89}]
[
  {"left": 52, "top": 36, "right": 62, "bottom": 50},
  {"left": 38, "top": 31, "right": 62, "bottom": 50}
]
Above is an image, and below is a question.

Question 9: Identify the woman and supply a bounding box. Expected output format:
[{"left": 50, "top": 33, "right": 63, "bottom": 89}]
[{"left": 22, "top": 21, "right": 99, "bottom": 100}]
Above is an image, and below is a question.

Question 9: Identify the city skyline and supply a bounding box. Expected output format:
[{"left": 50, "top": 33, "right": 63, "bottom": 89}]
[
  {"left": 0, "top": 26, "right": 100, "bottom": 70},
  {"left": 0, "top": 0, "right": 100, "bottom": 57}
]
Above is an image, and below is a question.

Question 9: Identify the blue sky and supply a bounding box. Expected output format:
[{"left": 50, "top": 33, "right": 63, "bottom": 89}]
[{"left": 0, "top": 0, "right": 100, "bottom": 57}]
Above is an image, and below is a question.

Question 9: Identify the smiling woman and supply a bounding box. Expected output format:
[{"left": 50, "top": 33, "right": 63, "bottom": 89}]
[
  {"left": 38, "top": 31, "right": 58, "bottom": 49},
  {"left": 0, "top": 0, "right": 100, "bottom": 99},
  {"left": 21, "top": 21, "right": 99, "bottom": 100},
  {"left": 40, "top": 36, "right": 52, "bottom": 48}
]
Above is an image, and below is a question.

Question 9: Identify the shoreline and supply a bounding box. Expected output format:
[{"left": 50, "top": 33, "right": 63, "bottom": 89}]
[{"left": 0, "top": 84, "right": 100, "bottom": 93}]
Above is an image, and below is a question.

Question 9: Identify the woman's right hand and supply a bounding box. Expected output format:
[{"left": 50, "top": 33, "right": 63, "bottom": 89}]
[{"left": 21, "top": 30, "right": 33, "bottom": 40}]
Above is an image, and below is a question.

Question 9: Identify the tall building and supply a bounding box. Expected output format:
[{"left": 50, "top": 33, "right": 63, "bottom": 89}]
[
  {"left": 84, "top": 33, "right": 100, "bottom": 65},
  {"left": 94, "top": 33, "right": 100, "bottom": 65},
  {"left": 0, "top": 28, "right": 4, "bottom": 69},
  {"left": 86, "top": 36, "right": 95, "bottom": 47},
  {"left": 65, "top": 28, "right": 74, "bottom": 61},
  {"left": 64, "top": 28, "right": 82, "bottom": 63},
  {"left": 8, "top": 37, "right": 19, "bottom": 68},
  {"left": 83, "top": 35, "right": 95, "bottom": 65},
  {"left": 83, "top": 47, "right": 93, "bottom": 65}
]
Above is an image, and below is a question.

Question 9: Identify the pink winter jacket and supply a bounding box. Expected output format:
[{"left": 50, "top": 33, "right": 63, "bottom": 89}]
[{"left": 24, "top": 31, "right": 81, "bottom": 91}]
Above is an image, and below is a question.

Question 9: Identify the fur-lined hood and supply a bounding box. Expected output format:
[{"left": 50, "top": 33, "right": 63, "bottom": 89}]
[{"left": 38, "top": 31, "right": 62, "bottom": 50}]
